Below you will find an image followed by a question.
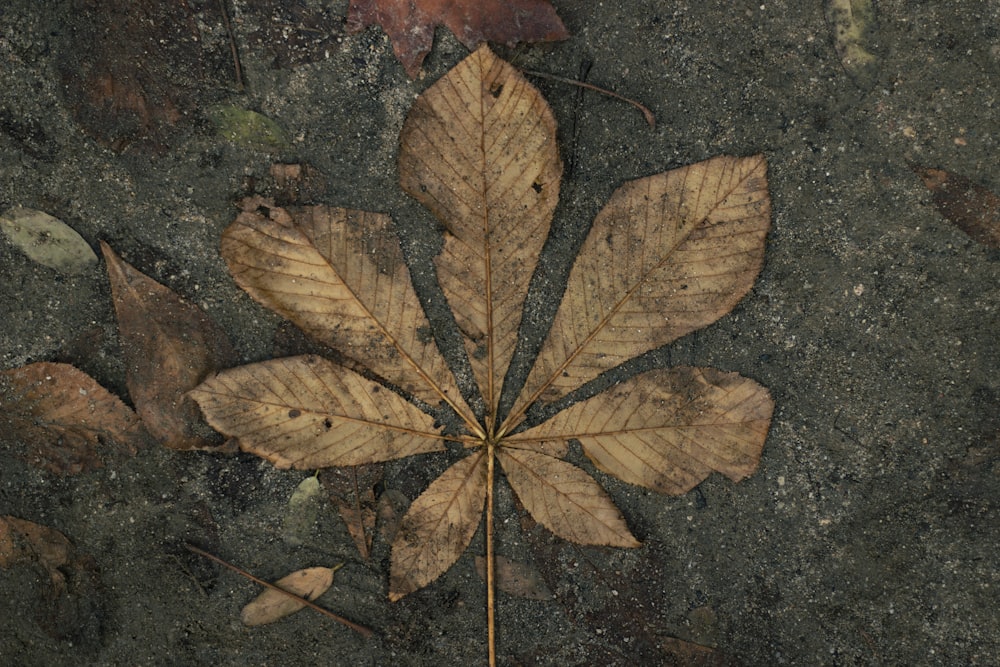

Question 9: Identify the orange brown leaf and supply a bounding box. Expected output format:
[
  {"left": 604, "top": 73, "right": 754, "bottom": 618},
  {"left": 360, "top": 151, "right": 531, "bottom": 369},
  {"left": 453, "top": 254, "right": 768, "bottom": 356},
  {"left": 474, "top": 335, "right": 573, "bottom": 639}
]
[
  {"left": 0, "top": 362, "right": 144, "bottom": 475},
  {"left": 102, "top": 242, "right": 235, "bottom": 450}
]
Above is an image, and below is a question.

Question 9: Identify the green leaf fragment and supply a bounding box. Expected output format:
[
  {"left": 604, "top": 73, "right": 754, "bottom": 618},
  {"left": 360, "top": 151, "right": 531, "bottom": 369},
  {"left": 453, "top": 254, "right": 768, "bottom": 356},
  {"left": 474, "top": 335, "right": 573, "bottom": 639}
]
[
  {"left": 282, "top": 474, "right": 324, "bottom": 546},
  {"left": 210, "top": 105, "right": 290, "bottom": 148}
]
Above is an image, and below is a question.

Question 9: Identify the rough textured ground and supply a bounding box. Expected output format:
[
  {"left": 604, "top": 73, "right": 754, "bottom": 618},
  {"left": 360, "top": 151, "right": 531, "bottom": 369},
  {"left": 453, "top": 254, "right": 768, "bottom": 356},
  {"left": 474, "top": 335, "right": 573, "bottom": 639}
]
[{"left": 2, "top": 1, "right": 999, "bottom": 665}]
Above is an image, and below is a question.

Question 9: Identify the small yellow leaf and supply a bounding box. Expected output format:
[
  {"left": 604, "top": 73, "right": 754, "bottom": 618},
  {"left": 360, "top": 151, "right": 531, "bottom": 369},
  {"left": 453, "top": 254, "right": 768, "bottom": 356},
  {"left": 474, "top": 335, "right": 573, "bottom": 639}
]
[
  {"left": 210, "top": 105, "right": 290, "bottom": 148},
  {"left": 390, "top": 451, "right": 488, "bottom": 600},
  {"left": 825, "top": 0, "right": 879, "bottom": 90},
  {"left": 282, "top": 475, "right": 324, "bottom": 547},
  {"left": 496, "top": 448, "right": 639, "bottom": 547},
  {"left": 240, "top": 566, "right": 335, "bottom": 626}
]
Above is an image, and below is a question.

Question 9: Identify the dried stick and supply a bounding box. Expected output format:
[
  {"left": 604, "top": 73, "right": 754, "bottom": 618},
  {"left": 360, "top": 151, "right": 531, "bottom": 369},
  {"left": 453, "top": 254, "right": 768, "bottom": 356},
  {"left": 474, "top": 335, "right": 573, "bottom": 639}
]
[
  {"left": 217, "top": 0, "right": 245, "bottom": 91},
  {"left": 521, "top": 69, "right": 656, "bottom": 129},
  {"left": 185, "top": 544, "right": 374, "bottom": 638}
]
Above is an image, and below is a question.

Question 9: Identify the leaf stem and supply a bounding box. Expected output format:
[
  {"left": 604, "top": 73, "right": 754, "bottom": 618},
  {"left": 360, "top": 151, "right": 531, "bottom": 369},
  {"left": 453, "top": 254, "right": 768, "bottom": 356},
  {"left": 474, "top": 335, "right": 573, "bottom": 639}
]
[
  {"left": 486, "top": 439, "right": 497, "bottom": 667},
  {"left": 521, "top": 69, "right": 656, "bottom": 129},
  {"left": 184, "top": 543, "right": 374, "bottom": 638}
]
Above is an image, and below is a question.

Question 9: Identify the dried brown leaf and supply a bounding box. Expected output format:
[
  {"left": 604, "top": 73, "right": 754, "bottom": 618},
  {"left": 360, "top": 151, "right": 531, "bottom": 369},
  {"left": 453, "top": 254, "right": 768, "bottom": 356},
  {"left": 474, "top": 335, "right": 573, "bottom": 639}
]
[
  {"left": 0, "top": 516, "right": 74, "bottom": 591},
  {"left": 510, "top": 368, "right": 774, "bottom": 495},
  {"left": 219, "top": 196, "right": 476, "bottom": 428},
  {"left": 191, "top": 48, "right": 774, "bottom": 650},
  {"left": 389, "top": 450, "right": 488, "bottom": 601},
  {"left": 102, "top": 242, "right": 235, "bottom": 450},
  {"left": 506, "top": 155, "right": 771, "bottom": 428},
  {"left": 496, "top": 448, "right": 639, "bottom": 547},
  {"left": 347, "top": 0, "right": 568, "bottom": 77},
  {"left": 240, "top": 566, "right": 335, "bottom": 626},
  {"left": 189, "top": 355, "right": 446, "bottom": 468},
  {"left": 913, "top": 166, "right": 1000, "bottom": 249},
  {"left": 0, "top": 362, "right": 144, "bottom": 475},
  {"left": 399, "top": 46, "right": 562, "bottom": 423}
]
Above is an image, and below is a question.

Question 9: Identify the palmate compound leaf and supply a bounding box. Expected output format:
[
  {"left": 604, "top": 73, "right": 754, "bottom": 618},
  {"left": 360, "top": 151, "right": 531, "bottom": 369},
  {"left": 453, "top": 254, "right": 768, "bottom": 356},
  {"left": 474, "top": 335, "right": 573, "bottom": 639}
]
[{"left": 190, "top": 46, "right": 774, "bottom": 646}]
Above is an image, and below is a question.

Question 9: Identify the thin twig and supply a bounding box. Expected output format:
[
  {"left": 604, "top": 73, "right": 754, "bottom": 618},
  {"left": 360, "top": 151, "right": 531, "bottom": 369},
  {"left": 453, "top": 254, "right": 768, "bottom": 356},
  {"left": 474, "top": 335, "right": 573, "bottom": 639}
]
[
  {"left": 217, "top": 0, "right": 245, "bottom": 91},
  {"left": 521, "top": 69, "right": 656, "bottom": 129},
  {"left": 184, "top": 544, "right": 374, "bottom": 638}
]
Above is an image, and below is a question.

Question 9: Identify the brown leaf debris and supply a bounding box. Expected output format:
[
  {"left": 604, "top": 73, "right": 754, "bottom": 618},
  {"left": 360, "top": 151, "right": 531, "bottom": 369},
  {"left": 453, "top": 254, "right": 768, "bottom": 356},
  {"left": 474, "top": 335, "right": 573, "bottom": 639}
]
[
  {"left": 0, "top": 362, "right": 145, "bottom": 475},
  {"left": 102, "top": 242, "right": 236, "bottom": 450},
  {"left": 913, "top": 165, "right": 1000, "bottom": 249}
]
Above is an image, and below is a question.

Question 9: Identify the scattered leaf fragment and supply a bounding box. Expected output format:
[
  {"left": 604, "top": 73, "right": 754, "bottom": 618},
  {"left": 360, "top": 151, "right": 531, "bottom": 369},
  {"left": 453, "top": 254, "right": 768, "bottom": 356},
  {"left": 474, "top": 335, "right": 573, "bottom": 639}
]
[
  {"left": 0, "top": 515, "right": 103, "bottom": 646},
  {"left": 283, "top": 474, "right": 325, "bottom": 547},
  {"left": 660, "top": 637, "right": 736, "bottom": 666},
  {"left": 347, "top": 0, "right": 568, "bottom": 77},
  {"left": 58, "top": 0, "right": 227, "bottom": 151},
  {"left": 320, "top": 464, "right": 384, "bottom": 559},
  {"left": 0, "top": 516, "right": 74, "bottom": 591},
  {"left": 240, "top": 566, "right": 337, "bottom": 626},
  {"left": 913, "top": 166, "right": 1000, "bottom": 249},
  {"left": 210, "top": 105, "right": 290, "bottom": 149},
  {"left": 474, "top": 554, "right": 553, "bottom": 600},
  {"left": 102, "top": 242, "right": 235, "bottom": 450},
  {"left": 270, "top": 162, "right": 328, "bottom": 205},
  {"left": 377, "top": 488, "right": 410, "bottom": 545},
  {"left": 0, "top": 207, "right": 97, "bottom": 274},
  {"left": 0, "top": 362, "right": 144, "bottom": 475},
  {"left": 825, "top": 0, "right": 879, "bottom": 90}
]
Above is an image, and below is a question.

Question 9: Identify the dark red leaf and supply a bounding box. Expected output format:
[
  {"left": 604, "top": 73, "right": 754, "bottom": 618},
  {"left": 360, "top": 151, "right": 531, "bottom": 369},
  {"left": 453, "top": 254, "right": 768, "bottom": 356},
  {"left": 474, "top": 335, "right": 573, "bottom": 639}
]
[
  {"left": 347, "top": 0, "right": 568, "bottom": 77},
  {"left": 914, "top": 166, "right": 1000, "bottom": 249}
]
